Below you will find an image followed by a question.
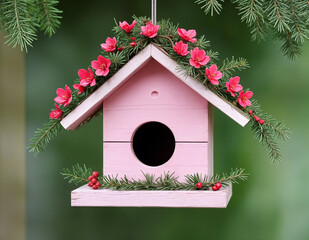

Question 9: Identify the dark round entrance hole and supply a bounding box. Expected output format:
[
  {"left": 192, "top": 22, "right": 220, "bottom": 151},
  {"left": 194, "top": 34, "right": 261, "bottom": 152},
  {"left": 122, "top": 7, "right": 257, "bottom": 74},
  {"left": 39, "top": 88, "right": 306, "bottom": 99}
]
[{"left": 132, "top": 121, "right": 175, "bottom": 167}]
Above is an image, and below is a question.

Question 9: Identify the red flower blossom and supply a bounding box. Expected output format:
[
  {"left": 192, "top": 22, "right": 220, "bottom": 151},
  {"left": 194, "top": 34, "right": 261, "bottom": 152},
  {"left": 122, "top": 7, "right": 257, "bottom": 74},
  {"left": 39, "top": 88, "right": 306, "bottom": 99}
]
[
  {"left": 189, "top": 47, "right": 210, "bottom": 68},
  {"left": 205, "top": 64, "right": 222, "bottom": 85},
  {"left": 91, "top": 55, "right": 111, "bottom": 76},
  {"left": 101, "top": 37, "right": 117, "bottom": 52},
  {"left": 54, "top": 85, "right": 72, "bottom": 107},
  {"left": 73, "top": 84, "right": 84, "bottom": 94},
  {"left": 49, "top": 104, "right": 63, "bottom": 119},
  {"left": 119, "top": 20, "right": 137, "bottom": 33},
  {"left": 173, "top": 41, "right": 189, "bottom": 56},
  {"left": 177, "top": 28, "right": 197, "bottom": 43},
  {"left": 78, "top": 68, "right": 95, "bottom": 87},
  {"left": 226, "top": 76, "right": 243, "bottom": 97},
  {"left": 140, "top": 21, "right": 160, "bottom": 38},
  {"left": 237, "top": 90, "right": 253, "bottom": 108}
]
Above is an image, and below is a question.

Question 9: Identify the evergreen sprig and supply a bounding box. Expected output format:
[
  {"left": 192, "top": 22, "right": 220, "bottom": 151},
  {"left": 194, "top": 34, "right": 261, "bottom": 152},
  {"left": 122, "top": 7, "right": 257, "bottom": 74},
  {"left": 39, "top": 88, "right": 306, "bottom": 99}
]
[
  {"left": 61, "top": 164, "right": 93, "bottom": 185},
  {"left": 61, "top": 164, "right": 248, "bottom": 190},
  {"left": 28, "top": 119, "right": 62, "bottom": 156},
  {"left": 0, "top": 0, "right": 62, "bottom": 52},
  {"left": 28, "top": 16, "right": 289, "bottom": 162},
  {"left": 195, "top": 0, "right": 309, "bottom": 59}
]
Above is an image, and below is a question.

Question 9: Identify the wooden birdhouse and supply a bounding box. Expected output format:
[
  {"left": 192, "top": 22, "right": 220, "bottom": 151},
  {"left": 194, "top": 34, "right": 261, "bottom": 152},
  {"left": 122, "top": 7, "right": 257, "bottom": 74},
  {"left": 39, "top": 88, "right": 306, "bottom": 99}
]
[{"left": 61, "top": 44, "right": 250, "bottom": 208}]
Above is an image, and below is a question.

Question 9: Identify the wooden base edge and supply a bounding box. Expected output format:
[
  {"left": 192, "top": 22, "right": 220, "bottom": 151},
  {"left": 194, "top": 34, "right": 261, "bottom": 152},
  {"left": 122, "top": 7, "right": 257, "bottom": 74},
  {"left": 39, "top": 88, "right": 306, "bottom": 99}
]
[{"left": 71, "top": 183, "right": 232, "bottom": 208}]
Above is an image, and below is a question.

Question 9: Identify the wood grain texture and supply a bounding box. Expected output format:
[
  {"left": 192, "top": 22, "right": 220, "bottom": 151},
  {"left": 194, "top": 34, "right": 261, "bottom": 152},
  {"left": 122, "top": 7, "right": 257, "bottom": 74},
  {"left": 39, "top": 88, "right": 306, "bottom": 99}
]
[
  {"left": 103, "top": 142, "right": 208, "bottom": 182},
  {"left": 61, "top": 44, "right": 250, "bottom": 130},
  {"left": 103, "top": 59, "right": 209, "bottom": 142},
  {"left": 71, "top": 183, "right": 232, "bottom": 208}
]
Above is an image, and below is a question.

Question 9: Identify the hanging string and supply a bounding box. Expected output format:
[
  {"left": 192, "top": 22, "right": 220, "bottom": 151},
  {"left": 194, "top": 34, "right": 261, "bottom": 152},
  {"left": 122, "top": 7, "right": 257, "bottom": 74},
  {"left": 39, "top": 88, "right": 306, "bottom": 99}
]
[{"left": 152, "top": 0, "right": 157, "bottom": 25}]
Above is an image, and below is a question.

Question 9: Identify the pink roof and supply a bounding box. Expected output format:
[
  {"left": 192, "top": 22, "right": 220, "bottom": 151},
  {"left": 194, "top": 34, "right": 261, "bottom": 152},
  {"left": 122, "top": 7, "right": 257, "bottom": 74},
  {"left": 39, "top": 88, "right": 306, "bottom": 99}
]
[{"left": 61, "top": 44, "right": 250, "bottom": 130}]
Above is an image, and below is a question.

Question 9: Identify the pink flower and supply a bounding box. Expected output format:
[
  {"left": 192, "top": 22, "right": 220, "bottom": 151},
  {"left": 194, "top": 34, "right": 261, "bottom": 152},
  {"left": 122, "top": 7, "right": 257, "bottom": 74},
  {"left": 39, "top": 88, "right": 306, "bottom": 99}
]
[
  {"left": 101, "top": 37, "right": 117, "bottom": 52},
  {"left": 140, "top": 21, "right": 160, "bottom": 38},
  {"left": 173, "top": 41, "right": 189, "bottom": 56},
  {"left": 49, "top": 104, "right": 63, "bottom": 119},
  {"left": 73, "top": 84, "right": 85, "bottom": 94},
  {"left": 205, "top": 64, "right": 222, "bottom": 85},
  {"left": 91, "top": 55, "right": 111, "bottom": 76},
  {"left": 189, "top": 47, "right": 210, "bottom": 68},
  {"left": 119, "top": 20, "right": 137, "bottom": 33},
  {"left": 54, "top": 85, "right": 72, "bottom": 107},
  {"left": 226, "top": 76, "right": 243, "bottom": 97},
  {"left": 177, "top": 28, "right": 197, "bottom": 43},
  {"left": 78, "top": 68, "right": 96, "bottom": 87},
  {"left": 237, "top": 90, "right": 253, "bottom": 108}
]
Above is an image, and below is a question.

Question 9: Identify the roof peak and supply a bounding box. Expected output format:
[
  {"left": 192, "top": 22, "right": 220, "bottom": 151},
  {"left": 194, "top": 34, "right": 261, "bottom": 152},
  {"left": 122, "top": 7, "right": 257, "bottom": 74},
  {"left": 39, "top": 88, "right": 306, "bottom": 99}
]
[{"left": 60, "top": 44, "right": 249, "bottom": 130}]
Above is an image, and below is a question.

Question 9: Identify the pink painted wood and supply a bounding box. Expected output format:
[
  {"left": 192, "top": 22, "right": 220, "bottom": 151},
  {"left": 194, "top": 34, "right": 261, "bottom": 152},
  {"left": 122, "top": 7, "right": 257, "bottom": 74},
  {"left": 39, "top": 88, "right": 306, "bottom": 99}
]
[
  {"left": 103, "top": 59, "right": 209, "bottom": 142},
  {"left": 102, "top": 59, "right": 211, "bottom": 180},
  {"left": 103, "top": 142, "right": 208, "bottom": 182},
  {"left": 71, "top": 183, "right": 232, "bottom": 208}
]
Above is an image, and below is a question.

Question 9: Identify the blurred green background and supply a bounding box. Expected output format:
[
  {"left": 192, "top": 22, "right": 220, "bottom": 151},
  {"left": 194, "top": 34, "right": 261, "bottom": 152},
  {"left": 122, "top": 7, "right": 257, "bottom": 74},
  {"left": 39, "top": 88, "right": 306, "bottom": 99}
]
[{"left": 24, "top": 1, "right": 309, "bottom": 240}]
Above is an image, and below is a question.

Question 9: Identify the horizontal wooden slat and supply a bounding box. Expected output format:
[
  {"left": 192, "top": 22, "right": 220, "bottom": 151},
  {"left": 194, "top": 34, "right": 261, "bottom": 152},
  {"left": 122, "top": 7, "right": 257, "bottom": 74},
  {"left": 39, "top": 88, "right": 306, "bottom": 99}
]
[
  {"left": 71, "top": 183, "right": 232, "bottom": 208},
  {"left": 103, "top": 142, "right": 209, "bottom": 182}
]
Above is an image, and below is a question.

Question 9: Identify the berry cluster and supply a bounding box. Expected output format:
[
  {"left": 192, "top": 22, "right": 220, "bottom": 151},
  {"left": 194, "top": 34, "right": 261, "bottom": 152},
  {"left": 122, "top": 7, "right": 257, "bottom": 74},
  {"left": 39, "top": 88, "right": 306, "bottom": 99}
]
[
  {"left": 88, "top": 171, "right": 101, "bottom": 190},
  {"left": 195, "top": 182, "right": 222, "bottom": 191},
  {"left": 212, "top": 182, "right": 222, "bottom": 191},
  {"left": 248, "top": 110, "right": 265, "bottom": 125}
]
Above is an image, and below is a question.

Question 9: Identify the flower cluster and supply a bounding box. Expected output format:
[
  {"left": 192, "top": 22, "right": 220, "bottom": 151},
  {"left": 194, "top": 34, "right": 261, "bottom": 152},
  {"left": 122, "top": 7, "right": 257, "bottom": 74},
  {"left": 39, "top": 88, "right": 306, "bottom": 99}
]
[
  {"left": 50, "top": 19, "right": 253, "bottom": 122},
  {"left": 49, "top": 20, "right": 160, "bottom": 119},
  {"left": 172, "top": 27, "right": 253, "bottom": 109}
]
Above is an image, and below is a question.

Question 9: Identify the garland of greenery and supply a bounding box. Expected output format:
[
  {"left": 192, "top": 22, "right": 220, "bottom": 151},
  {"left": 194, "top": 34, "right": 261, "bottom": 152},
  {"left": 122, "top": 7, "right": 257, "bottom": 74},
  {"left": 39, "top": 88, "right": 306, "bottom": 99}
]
[
  {"left": 61, "top": 164, "right": 248, "bottom": 190},
  {"left": 28, "top": 16, "right": 290, "bottom": 162}
]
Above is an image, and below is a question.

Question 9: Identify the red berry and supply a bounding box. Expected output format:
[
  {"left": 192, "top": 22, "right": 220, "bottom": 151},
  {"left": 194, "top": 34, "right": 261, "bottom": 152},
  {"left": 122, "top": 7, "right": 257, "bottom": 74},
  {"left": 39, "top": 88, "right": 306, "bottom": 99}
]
[
  {"left": 92, "top": 171, "right": 99, "bottom": 178},
  {"left": 95, "top": 182, "right": 101, "bottom": 188},
  {"left": 88, "top": 175, "right": 93, "bottom": 181},
  {"left": 259, "top": 119, "right": 265, "bottom": 125},
  {"left": 196, "top": 182, "right": 202, "bottom": 189},
  {"left": 254, "top": 115, "right": 260, "bottom": 121},
  {"left": 215, "top": 182, "right": 222, "bottom": 190},
  {"left": 117, "top": 47, "right": 123, "bottom": 52},
  {"left": 92, "top": 185, "right": 98, "bottom": 190},
  {"left": 131, "top": 37, "right": 135, "bottom": 41},
  {"left": 212, "top": 185, "right": 218, "bottom": 191},
  {"left": 88, "top": 182, "right": 93, "bottom": 187},
  {"left": 130, "top": 42, "right": 136, "bottom": 47},
  {"left": 91, "top": 178, "right": 97, "bottom": 184},
  {"left": 248, "top": 110, "right": 253, "bottom": 115}
]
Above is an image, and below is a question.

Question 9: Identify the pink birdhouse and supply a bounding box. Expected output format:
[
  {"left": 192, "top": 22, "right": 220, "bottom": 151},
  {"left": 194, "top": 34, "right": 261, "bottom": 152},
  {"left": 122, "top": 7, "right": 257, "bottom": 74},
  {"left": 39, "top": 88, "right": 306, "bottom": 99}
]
[{"left": 61, "top": 44, "right": 250, "bottom": 208}]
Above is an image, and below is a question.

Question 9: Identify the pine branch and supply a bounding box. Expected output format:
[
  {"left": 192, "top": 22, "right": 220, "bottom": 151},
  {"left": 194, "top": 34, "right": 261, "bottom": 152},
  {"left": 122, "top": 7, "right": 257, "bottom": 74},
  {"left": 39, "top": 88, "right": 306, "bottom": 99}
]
[
  {"left": 195, "top": 0, "right": 225, "bottom": 16},
  {"left": 219, "top": 57, "right": 250, "bottom": 76},
  {"left": 36, "top": 0, "right": 62, "bottom": 37},
  {"left": 28, "top": 119, "right": 62, "bottom": 156},
  {"left": 0, "top": 0, "right": 61, "bottom": 51},
  {"left": 196, "top": 0, "right": 309, "bottom": 59},
  {"left": 61, "top": 164, "right": 248, "bottom": 190},
  {"left": 2, "top": 0, "right": 37, "bottom": 52},
  {"left": 249, "top": 99, "right": 290, "bottom": 162},
  {"left": 61, "top": 164, "right": 92, "bottom": 185}
]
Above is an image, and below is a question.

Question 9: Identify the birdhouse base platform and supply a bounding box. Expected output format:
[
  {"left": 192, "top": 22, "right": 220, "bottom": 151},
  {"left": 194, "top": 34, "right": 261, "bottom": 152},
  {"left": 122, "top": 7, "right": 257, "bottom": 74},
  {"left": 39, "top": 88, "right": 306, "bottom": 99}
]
[{"left": 71, "top": 183, "right": 232, "bottom": 208}]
